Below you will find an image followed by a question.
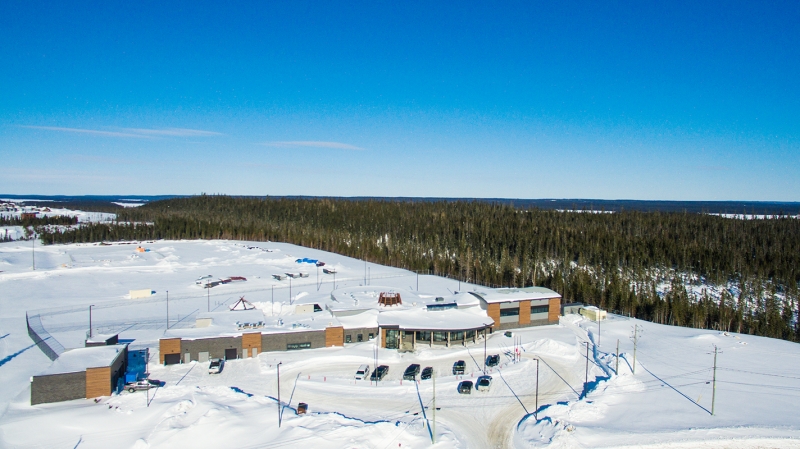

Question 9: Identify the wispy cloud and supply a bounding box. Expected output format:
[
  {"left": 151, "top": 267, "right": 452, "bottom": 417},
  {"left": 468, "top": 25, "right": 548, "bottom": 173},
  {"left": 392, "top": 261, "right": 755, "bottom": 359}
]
[
  {"left": 120, "top": 128, "right": 223, "bottom": 137},
  {"left": 19, "top": 125, "right": 223, "bottom": 138},
  {"left": 20, "top": 126, "right": 149, "bottom": 138},
  {"left": 263, "top": 141, "right": 366, "bottom": 150}
]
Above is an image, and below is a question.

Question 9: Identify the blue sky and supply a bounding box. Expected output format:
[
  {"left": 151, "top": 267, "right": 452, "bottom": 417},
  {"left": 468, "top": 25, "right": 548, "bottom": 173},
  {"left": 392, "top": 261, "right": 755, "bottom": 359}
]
[{"left": 1, "top": 1, "right": 798, "bottom": 200}]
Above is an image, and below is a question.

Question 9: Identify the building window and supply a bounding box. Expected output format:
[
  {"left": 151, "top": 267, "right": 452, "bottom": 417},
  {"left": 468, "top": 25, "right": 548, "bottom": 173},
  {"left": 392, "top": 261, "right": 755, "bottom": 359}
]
[
  {"left": 357, "top": 334, "right": 363, "bottom": 342},
  {"left": 287, "top": 342, "right": 312, "bottom": 350},
  {"left": 531, "top": 305, "right": 549, "bottom": 314},
  {"left": 450, "top": 331, "right": 464, "bottom": 341},
  {"left": 368, "top": 333, "right": 374, "bottom": 340},
  {"left": 499, "top": 308, "right": 520, "bottom": 317},
  {"left": 433, "top": 331, "right": 447, "bottom": 342},
  {"left": 465, "top": 330, "right": 476, "bottom": 339},
  {"left": 416, "top": 331, "right": 432, "bottom": 341},
  {"left": 345, "top": 335, "right": 352, "bottom": 343}
]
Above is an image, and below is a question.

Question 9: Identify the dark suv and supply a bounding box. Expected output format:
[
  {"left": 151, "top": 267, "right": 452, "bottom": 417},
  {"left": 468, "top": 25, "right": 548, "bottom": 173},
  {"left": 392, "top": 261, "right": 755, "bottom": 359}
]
[
  {"left": 452, "top": 360, "right": 466, "bottom": 375},
  {"left": 403, "top": 364, "right": 421, "bottom": 380},
  {"left": 370, "top": 365, "right": 389, "bottom": 381},
  {"left": 486, "top": 354, "right": 500, "bottom": 367},
  {"left": 420, "top": 366, "right": 433, "bottom": 380}
]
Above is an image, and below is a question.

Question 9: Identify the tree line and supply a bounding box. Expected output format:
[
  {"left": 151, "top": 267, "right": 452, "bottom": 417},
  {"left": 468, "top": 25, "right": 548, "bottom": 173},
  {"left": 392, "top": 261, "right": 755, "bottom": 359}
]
[{"left": 36, "top": 195, "right": 800, "bottom": 342}]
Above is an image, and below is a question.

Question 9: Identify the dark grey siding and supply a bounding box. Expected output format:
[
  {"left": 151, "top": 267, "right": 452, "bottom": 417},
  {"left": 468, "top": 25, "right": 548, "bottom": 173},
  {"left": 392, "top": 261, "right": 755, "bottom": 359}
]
[
  {"left": 494, "top": 318, "right": 556, "bottom": 331},
  {"left": 262, "top": 330, "right": 326, "bottom": 352},
  {"left": 343, "top": 327, "right": 378, "bottom": 344},
  {"left": 181, "top": 336, "right": 242, "bottom": 361},
  {"left": 31, "top": 372, "right": 85, "bottom": 405}
]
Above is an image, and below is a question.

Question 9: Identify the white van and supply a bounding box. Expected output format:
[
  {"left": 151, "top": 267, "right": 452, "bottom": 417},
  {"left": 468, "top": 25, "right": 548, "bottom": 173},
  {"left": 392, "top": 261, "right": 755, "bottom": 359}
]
[{"left": 355, "top": 365, "right": 370, "bottom": 380}]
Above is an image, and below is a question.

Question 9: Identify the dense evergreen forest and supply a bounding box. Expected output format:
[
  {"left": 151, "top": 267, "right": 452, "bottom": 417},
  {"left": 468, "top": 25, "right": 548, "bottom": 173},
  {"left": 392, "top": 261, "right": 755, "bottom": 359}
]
[{"left": 36, "top": 195, "right": 800, "bottom": 342}]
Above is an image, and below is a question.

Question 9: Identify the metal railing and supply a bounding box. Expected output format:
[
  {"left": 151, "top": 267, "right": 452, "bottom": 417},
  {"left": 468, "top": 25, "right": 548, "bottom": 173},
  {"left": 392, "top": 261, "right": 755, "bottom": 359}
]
[{"left": 26, "top": 312, "right": 65, "bottom": 361}]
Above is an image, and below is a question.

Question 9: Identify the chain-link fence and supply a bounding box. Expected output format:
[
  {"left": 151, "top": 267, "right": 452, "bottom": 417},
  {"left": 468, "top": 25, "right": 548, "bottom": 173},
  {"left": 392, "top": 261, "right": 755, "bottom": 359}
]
[{"left": 26, "top": 312, "right": 65, "bottom": 361}]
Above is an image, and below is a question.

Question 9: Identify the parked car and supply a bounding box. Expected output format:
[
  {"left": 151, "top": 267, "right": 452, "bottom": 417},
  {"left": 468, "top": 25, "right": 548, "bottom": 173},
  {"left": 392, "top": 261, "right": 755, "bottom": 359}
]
[
  {"left": 209, "top": 358, "right": 224, "bottom": 374},
  {"left": 457, "top": 380, "right": 473, "bottom": 394},
  {"left": 403, "top": 364, "right": 421, "bottom": 380},
  {"left": 476, "top": 375, "right": 493, "bottom": 391},
  {"left": 126, "top": 379, "right": 161, "bottom": 393},
  {"left": 355, "top": 364, "right": 371, "bottom": 380},
  {"left": 452, "top": 360, "right": 466, "bottom": 375},
  {"left": 370, "top": 365, "right": 389, "bottom": 381},
  {"left": 486, "top": 354, "right": 500, "bottom": 367},
  {"left": 420, "top": 366, "right": 433, "bottom": 380}
]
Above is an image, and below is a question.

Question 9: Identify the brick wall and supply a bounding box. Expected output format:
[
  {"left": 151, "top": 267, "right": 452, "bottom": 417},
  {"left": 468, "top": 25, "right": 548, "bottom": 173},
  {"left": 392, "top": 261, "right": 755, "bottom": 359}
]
[{"left": 31, "top": 372, "right": 85, "bottom": 405}]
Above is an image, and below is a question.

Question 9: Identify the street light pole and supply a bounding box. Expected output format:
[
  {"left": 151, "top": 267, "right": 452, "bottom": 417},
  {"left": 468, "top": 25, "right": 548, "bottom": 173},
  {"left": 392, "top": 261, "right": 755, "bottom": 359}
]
[
  {"left": 89, "top": 305, "right": 94, "bottom": 338},
  {"left": 166, "top": 290, "right": 169, "bottom": 330},
  {"left": 277, "top": 362, "right": 282, "bottom": 427},
  {"left": 535, "top": 357, "right": 539, "bottom": 420}
]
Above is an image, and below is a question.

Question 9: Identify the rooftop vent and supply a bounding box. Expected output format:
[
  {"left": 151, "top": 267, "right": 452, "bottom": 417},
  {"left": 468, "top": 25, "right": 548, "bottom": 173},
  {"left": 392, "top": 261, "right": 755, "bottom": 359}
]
[{"left": 378, "top": 292, "right": 402, "bottom": 306}]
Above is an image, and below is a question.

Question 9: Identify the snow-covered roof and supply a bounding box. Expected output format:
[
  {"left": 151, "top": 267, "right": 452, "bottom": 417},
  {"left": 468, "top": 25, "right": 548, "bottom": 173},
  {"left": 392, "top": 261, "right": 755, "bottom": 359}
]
[
  {"left": 329, "top": 286, "right": 424, "bottom": 312},
  {"left": 377, "top": 307, "right": 494, "bottom": 331},
  {"left": 166, "top": 308, "right": 341, "bottom": 340},
  {"left": 37, "top": 344, "right": 126, "bottom": 376},
  {"left": 469, "top": 287, "right": 561, "bottom": 304}
]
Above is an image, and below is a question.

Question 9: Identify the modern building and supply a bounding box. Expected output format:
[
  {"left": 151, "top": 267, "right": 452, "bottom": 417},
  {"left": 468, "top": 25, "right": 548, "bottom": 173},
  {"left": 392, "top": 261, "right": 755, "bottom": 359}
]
[
  {"left": 469, "top": 287, "right": 562, "bottom": 330},
  {"left": 159, "top": 285, "right": 562, "bottom": 363},
  {"left": 30, "top": 344, "right": 127, "bottom": 405}
]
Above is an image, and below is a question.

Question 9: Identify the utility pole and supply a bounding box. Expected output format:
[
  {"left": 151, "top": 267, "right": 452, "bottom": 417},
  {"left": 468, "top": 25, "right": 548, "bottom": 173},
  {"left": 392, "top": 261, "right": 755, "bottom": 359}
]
[
  {"left": 535, "top": 357, "right": 539, "bottom": 420},
  {"left": 584, "top": 341, "right": 589, "bottom": 392},
  {"left": 271, "top": 285, "right": 274, "bottom": 316},
  {"left": 711, "top": 345, "right": 721, "bottom": 416},
  {"left": 598, "top": 313, "right": 601, "bottom": 347},
  {"left": 483, "top": 331, "right": 487, "bottom": 373},
  {"left": 416, "top": 272, "right": 419, "bottom": 291},
  {"left": 432, "top": 369, "right": 436, "bottom": 444},
  {"left": 89, "top": 305, "right": 94, "bottom": 338},
  {"left": 31, "top": 231, "right": 35, "bottom": 271},
  {"left": 631, "top": 324, "right": 643, "bottom": 375},
  {"left": 616, "top": 339, "right": 620, "bottom": 375},
  {"left": 364, "top": 259, "right": 367, "bottom": 285},
  {"left": 333, "top": 272, "right": 336, "bottom": 290},
  {"left": 289, "top": 277, "right": 292, "bottom": 304},
  {"left": 368, "top": 267, "right": 370, "bottom": 286},
  {"left": 207, "top": 285, "right": 210, "bottom": 312},
  {"left": 277, "top": 362, "right": 282, "bottom": 427},
  {"left": 317, "top": 265, "right": 319, "bottom": 291},
  {"left": 166, "top": 290, "right": 169, "bottom": 330}
]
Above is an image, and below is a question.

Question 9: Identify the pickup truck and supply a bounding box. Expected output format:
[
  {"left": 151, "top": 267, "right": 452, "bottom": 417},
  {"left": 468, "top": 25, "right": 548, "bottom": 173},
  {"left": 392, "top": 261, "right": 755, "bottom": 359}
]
[{"left": 125, "top": 379, "right": 161, "bottom": 393}]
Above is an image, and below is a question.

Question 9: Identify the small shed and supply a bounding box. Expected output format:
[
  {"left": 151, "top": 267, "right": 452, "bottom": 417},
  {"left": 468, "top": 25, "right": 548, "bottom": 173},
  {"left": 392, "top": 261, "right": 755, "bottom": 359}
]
[
  {"left": 580, "top": 306, "right": 607, "bottom": 321},
  {"left": 130, "top": 289, "right": 155, "bottom": 299}
]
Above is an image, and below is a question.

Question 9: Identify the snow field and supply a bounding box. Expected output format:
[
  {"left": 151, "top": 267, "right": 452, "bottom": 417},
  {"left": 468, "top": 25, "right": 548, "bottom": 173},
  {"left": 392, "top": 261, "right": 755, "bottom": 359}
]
[{"left": 1, "top": 238, "right": 799, "bottom": 448}]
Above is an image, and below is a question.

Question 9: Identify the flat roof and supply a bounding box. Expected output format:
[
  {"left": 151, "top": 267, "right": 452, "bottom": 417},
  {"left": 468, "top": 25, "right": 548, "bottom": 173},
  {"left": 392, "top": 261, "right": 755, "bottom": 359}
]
[
  {"left": 469, "top": 287, "right": 561, "bottom": 304},
  {"left": 37, "top": 344, "right": 126, "bottom": 376},
  {"left": 377, "top": 307, "right": 494, "bottom": 331}
]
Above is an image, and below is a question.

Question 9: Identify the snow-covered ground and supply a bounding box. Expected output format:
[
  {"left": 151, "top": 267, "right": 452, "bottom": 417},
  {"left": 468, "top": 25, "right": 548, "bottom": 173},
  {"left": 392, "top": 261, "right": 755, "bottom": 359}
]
[
  {"left": 0, "top": 201, "right": 116, "bottom": 223},
  {"left": 0, "top": 239, "right": 798, "bottom": 448}
]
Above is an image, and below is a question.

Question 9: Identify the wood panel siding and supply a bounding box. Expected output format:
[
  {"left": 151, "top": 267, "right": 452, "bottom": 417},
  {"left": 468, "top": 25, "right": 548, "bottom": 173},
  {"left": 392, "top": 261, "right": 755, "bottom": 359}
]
[
  {"left": 85, "top": 367, "right": 111, "bottom": 399},
  {"left": 325, "top": 326, "right": 344, "bottom": 347},
  {"left": 242, "top": 332, "right": 262, "bottom": 356},
  {"left": 380, "top": 328, "right": 387, "bottom": 348},
  {"left": 548, "top": 298, "right": 561, "bottom": 322},
  {"left": 518, "top": 300, "right": 531, "bottom": 325},
  {"left": 487, "top": 303, "right": 500, "bottom": 328},
  {"left": 159, "top": 338, "right": 181, "bottom": 364}
]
